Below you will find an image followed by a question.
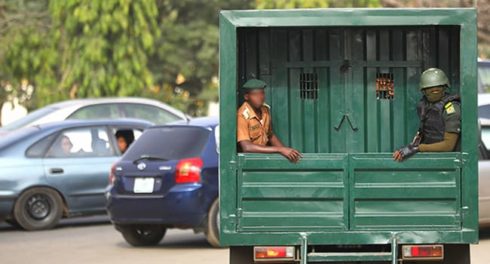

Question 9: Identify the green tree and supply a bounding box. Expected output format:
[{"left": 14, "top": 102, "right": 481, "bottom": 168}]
[
  {"left": 0, "top": 0, "right": 54, "bottom": 123},
  {"left": 50, "top": 0, "right": 160, "bottom": 100},
  {"left": 149, "top": 0, "right": 252, "bottom": 116},
  {"left": 0, "top": 0, "right": 253, "bottom": 117}
]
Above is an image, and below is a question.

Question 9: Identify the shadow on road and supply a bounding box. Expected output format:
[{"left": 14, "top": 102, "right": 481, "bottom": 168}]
[
  {"left": 0, "top": 215, "right": 111, "bottom": 232},
  {"left": 115, "top": 239, "right": 219, "bottom": 250},
  {"left": 480, "top": 226, "right": 490, "bottom": 239}
]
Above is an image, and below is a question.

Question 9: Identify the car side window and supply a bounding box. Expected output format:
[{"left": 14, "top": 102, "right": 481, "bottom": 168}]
[
  {"left": 121, "top": 103, "right": 180, "bottom": 124},
  {"left": 68, "top": 104, "right": 120, "bottom": 119},
  {"left": 26, "top": 134, "right": 57, "bottom": 158},
  {"left": 46, "top": 127, "right": 115, "bottom": 158},
  {"left": 111, "top": 127, "right": 143, "bottom": 155},
  {"left": 480, "top": 126, "right": 490, "bottom": 160}
]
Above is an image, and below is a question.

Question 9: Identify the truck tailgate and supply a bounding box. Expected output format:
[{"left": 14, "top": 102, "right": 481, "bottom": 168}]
[{"left": 236, "top": 153, "right": 463, "bottom": 232}]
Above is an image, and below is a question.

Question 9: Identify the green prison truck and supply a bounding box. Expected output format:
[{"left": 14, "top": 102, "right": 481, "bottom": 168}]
[{"left": 219, "top": 8, "right": 478, "bottom": 264}]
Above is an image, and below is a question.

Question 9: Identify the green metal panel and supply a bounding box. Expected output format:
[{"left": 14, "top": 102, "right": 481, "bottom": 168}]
[
  {"left": 350, "top": 154, "right": 462, "bottom": 230},
  {"left": 219, "top": 8, "right": 478, "bottom": 248},
  {"left": 237, "top": 154, "right": 348, "bottom": 231},
  {"left": 235, "top": 153, "right": 463, "bottom": 232}
]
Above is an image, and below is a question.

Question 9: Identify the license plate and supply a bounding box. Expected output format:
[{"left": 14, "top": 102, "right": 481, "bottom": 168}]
[{"left": 133, "top": 177, "right": 155, "bottom": 193}]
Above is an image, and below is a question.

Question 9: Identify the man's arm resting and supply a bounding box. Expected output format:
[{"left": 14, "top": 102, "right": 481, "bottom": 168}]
[
  {"left": 239, "top": 140, "right": 302, "bottom": 163},
  {"left": 239, "top": 140, "right": 282, "bottom": 153},
  {"left": 418, "top": 132, "right": 459, "bottom": 152}
]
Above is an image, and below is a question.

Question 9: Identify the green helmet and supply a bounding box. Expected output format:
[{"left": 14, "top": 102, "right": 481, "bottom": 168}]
[
  {"left": 419, "top": 68, "right": 450, "bottom": 90},
  {"left": 242, "top": 78, "right": 267, "bottom": 90}
]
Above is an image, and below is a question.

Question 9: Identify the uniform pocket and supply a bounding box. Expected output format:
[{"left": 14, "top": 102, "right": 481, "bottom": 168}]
[{"left": 249, "top": 125, "right": 261, "bottom": 141}]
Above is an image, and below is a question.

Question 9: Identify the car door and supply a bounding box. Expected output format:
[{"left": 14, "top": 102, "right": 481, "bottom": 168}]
[{"left": 42, "top": 126, "right": 118, "bottom": 214}]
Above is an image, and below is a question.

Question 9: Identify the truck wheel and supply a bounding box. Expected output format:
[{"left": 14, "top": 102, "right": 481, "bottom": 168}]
[
  {"left": 230, "top": 246, "right": 254, "bottom": 264},
  {"left": 13, "top": 187, "right": 63, "bottom": 230},
  {"left": 119, "top": 224, "right": 166, "bottom": 247},
  {"left": 205, "top": 198, "right": 221, "bottom": 247}
]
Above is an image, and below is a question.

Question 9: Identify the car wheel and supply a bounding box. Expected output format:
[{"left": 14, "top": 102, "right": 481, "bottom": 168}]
[
  {"left": 205, "top": 198, "right": 221, "bottom": 247},
  {"left": 118, "top": 224, "right": 166, "bottom": 247},
  {"left": 13, "top": 187, "right": 64, "bottom": 231}
]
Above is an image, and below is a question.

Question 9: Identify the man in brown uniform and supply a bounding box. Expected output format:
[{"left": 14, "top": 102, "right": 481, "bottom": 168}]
[{"left": 237, "top": 78, "right": 302, "bottom": 163}]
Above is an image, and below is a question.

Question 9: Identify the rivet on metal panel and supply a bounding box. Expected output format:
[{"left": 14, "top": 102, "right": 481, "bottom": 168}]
[{"left": 236, "top": 208, "right": 242, "bottom": 230}]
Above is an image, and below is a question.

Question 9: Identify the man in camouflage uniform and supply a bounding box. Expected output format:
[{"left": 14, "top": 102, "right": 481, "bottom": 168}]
[
  {"left": 393, "top": 68, "right": 461, "bottom": 161},
  {"left": 237, "top": 78, "right": 302, "bottom": 163}
]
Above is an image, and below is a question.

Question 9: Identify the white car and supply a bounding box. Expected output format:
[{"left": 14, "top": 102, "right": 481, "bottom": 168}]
[{"left": 0, "top": 97, "right": 188, "bottom": 133}]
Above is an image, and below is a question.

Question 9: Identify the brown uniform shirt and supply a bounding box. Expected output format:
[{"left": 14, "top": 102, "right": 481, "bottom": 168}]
[{"left": 237, "top": 101, "right": 272, "bottom": 146}]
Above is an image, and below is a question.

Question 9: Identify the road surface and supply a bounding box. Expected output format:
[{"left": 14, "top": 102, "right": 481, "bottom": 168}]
[{"left": 0, "top": 216, "right": 488, "bottom": 264}]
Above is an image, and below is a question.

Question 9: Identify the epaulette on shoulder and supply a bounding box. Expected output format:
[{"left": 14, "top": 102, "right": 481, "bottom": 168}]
[
  {"left": 241, "top": 107, "right": 251, "bottom": 119},
  {"left": 444, "top": 101, "right": 456, "bottom": 114}
]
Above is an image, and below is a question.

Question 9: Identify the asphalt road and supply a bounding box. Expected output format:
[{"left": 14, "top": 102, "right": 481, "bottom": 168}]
[{"left": 0, "top": 216, "right": 489, "bottom": 264}]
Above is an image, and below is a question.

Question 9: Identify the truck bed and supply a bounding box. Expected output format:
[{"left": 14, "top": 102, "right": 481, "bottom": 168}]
[{"left": 221, "top": 152, "right": 476, "bottom": 245}]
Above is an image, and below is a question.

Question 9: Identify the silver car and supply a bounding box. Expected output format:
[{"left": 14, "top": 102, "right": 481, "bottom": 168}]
[{"left": 0, "top": 97, "right": 188, "bottom": 133}]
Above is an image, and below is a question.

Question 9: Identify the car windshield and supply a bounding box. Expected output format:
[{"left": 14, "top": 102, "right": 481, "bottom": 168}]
[
  {"left": 122, "top": 126, "right": 210, "bottom": 162},
  {"left": 0, "top": 107, "right": 58, "bottom": 131}
]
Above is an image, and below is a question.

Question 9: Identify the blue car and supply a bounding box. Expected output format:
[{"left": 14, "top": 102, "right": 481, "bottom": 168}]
[
  {"left": 0, "top": 119, "right": 152, "bottom": 230},
  {"left": 106, "top": 117, "right": 219, "bottom": 247}
]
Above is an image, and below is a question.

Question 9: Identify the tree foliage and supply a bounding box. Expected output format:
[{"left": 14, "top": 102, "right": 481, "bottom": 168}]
[
  {"left": 1, "top": 0, "right": 487, "bottom": 119},
  {"left": 0, "top": 0, "right": 251, "bottom": 116},
  {"left": 150, "top": 0, "right": 252, "bottom": 115},
  {"left": 49, "top": 0, "right": 159, "bottom": 100}
]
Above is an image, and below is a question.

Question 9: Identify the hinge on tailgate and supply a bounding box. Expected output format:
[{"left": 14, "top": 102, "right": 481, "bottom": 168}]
[
  {"left": 229, "top": 160, "right": 237, "bottom": 170},
  {"left": 236, "top": 208, "right": 243, "bottom": 230},
  {"left": 461, "top": 206, "right": 469, "bottom": 223}
]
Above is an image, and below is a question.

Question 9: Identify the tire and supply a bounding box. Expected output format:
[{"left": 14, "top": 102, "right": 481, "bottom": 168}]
[
  {"left": 13, "top": 187, "right": 64, "bottom": 231},
  {"left": 205, "top": 198, "right": 221, "bottom": 247},
  {"left": 118, "top": 224, "right": 166, "bottom": 247}
]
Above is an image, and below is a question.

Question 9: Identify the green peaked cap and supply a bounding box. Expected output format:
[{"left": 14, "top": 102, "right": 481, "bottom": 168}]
[{"left": 242, "top": 78, "right": 267, "bottom": 90}]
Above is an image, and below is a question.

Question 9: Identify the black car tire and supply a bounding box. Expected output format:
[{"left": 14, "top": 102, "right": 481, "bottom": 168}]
[
  {"left": 119, "top": 224, "right": 166, "bottom": 247},
  {"left": 205, "top": 198, "right": 221, "bottom": 248},
  {"left": 13, "top": 187, "right": 64, "bottom": 231}
]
